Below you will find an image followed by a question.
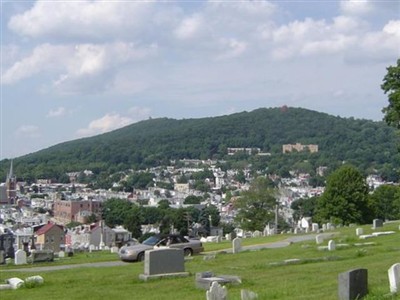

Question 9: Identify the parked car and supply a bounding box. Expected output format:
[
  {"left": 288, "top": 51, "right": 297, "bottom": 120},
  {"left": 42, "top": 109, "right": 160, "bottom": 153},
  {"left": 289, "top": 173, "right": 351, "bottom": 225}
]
[{"left": 118, "top": 234, "right": 204, "bottom": 262}]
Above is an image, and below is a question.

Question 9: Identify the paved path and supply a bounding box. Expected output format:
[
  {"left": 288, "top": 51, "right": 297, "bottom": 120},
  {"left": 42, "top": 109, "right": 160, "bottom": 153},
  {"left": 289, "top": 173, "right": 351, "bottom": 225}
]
[{"left": 2, "top": 233, "right": 337, "bottom": 273}]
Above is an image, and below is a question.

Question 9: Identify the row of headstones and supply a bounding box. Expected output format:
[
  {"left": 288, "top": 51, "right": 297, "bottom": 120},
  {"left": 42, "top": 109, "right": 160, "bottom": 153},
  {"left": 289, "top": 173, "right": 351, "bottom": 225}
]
[
  {"left": 13, "top": 249, "right": 54, "bottom": 265},
  {"left": 10, "top": 245, "right": 122, "bottom": 265},
  {"left": 204, "top": 263, "right": 400, "bottom": 300},
  {"left": 339, "top": 264, "right": 399, "bottom": 300}
]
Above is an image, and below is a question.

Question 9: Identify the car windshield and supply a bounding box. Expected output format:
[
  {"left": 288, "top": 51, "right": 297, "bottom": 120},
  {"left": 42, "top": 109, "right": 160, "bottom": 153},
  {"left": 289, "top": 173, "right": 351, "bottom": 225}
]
[{"left": 142, "top": 236, "right": 162, "bottom": 246}]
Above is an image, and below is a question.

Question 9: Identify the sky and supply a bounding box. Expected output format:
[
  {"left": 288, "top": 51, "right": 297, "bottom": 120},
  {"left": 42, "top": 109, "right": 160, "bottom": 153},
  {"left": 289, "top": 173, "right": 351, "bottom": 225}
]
[{"left": 1, "top": 0, "right": 399, "bottom": 159}]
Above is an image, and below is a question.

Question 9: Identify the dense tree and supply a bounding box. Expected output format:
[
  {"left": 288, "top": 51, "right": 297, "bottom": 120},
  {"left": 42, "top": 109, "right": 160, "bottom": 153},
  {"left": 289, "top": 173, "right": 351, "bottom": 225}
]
[
  {"left": 102, "top": 198, "right": 132, "bottom": 228},
  {"left": 382, "top": 59, "right": 400, "bottom": 128},
  {"left": 123, "top": 205, "right": 143, "bottom": 238},
  {"left": 369, "top": 184, "right": 400, "bottom": 221},
  {"left": 290, "top": 197, "right": 317, "bottom": 223},
  {"left": 315, "top": 165, "right": 371, "bottom": 225},
  {"left": 234, "top": 177, "right": 278, "bottom": 231},
  {"left": 184, "top": 195, "right": 202, "bottom": 205}
]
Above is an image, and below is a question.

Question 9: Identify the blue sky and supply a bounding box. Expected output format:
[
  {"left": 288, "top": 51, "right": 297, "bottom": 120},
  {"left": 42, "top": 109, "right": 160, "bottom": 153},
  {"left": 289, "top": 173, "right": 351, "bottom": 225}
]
[{"left": 1, "top": 0, "right": 399, "bottom": 159}]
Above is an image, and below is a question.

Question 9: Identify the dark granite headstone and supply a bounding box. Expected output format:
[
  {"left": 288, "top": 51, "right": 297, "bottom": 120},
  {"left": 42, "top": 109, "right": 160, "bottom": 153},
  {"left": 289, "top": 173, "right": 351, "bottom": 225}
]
[
  {"left": 338, "top": 269, "right": 368, "bottom": 300},
  {"left": 372, "top": 219, "right": 383, "bottom": 229}
]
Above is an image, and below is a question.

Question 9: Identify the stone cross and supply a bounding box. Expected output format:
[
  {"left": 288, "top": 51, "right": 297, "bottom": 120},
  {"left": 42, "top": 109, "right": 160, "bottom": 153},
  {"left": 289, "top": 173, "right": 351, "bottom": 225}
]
[
  {"left": 206, "top": 281, "right": 228, "bottom": 300},
  {"left": 388, "top": 263, "right": 400, "bottom": 294}
]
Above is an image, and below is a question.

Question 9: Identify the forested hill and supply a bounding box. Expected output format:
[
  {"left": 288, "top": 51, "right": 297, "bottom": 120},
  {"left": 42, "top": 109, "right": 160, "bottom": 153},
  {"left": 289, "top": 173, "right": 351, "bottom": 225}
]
[{"left": 2, "top": 107, "right": 400, "bottom": 182}]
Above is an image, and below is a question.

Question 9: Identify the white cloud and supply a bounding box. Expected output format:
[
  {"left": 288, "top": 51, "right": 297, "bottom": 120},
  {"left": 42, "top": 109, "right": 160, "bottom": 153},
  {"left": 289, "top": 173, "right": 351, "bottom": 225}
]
[
  {"left": 15, "top": 125, "right": 41, "bottom": 138},
  {"left": 340, "top": 0, "right": 373, "bottom": 16},
  {"left": 76, "top": 113, "right": 133, "bottom": 137},
  {"left": 2, "top": 41, "right": 157, "bottom": 94},
  {"left": 2, "top": 44, "right": 72, "bottom": 84},
  {"left": 8, "top": 1, "right": 158, "bottom": 40},
  {"left": 47, "top": 107, "right": 66, "bottom": 118},
  {"left": 174, "top": 14, "right": 204, "bottom": 40}
]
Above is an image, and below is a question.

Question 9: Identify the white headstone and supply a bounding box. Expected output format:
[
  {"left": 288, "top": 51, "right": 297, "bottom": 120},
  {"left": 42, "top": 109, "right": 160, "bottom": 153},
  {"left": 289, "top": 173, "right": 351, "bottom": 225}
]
[
  {"left": 89, "top": 244, "right": 95, "bottom": 252},
  {"left": 388, "top": 263, "right": 400, "bottom": 293},
  {"left": 232, "top": 237, "right": 242, "bottom": 254},
  {"left": 58, "top": 251, "right": 65, "bottom": 258},
  {"left": 356, "top": 228, "right": 363, "bottom": 236},
  {"left": 14, "top": 250, "right": 27, "bottom": 265},
  {"left": 241, "top": 289, "right": 258, "bottom": 300},
  {"left": 315, "top": 234, "right": 324, "bottom": 244},
  {"left": 253, "top": 231, "right": 261, "bottom": 238},
  {"left": 322, "top": 224, "right": 327, "bottom": 231},
  {"left": 206, "top": 281, "right": 228, "bottom": 300},
  {"left": 328, "top": 240, "right": 336, "bottom": 251},
  {"left": 6, "top": 277, "right": 24, "bottom": 289},
  {"left": 25, "top": 275, "right": 44, "bottom": 285},
  {"left": 111, "top": 246, "right": 119, "bottom": 253},
  {"left": 312, "top": 223, "right": 319, "bottom": 232}
]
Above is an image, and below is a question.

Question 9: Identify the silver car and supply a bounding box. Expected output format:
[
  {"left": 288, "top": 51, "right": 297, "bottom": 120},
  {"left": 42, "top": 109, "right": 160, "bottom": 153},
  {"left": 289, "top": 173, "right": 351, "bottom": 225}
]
[{"left": 118, "top": 234, "right": 204, "bottom": 262}]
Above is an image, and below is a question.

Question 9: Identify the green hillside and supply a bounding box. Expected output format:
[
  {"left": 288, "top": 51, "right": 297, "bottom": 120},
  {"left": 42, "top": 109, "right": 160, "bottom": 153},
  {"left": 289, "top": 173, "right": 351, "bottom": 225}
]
[{"left": 1, "top": 107, "right": 400, "bottom": 182}]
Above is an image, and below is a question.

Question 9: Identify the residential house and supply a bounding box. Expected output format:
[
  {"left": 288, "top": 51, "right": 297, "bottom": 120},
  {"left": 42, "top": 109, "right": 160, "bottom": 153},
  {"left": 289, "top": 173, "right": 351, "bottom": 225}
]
[{"left": 35, "top": 222, "right": 65, "bottom": 252}]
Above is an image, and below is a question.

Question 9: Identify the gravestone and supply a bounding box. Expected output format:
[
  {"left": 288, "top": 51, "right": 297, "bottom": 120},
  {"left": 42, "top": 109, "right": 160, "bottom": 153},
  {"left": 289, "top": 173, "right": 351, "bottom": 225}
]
[
  {"left": 6, "top": 277, "right": 24, "bottom": 289},
  {"left": 315, "top": 234, "right": 324, "bottom": 244},
  {"left": 225, "top": 233, "right": 232, "bottom": 241},
  {"left": 139, "top": 248, "right": 189, "bottom": 281},
  {"left": 253, "top": 230, "right": 261, "bottom": 238},
  {"left": 312, "top": 223, "right": 319, "bottom": 232},
  {"left": 30, "top": 250, "right": 54, "bottom": 263},
  {"left": 206, "top": 281, "right": 228, "bottom": 300},
  {"left": 356, "top": 228, "right": 363, "bottom": 236},
  {"left": 89, "top": 244, "right": 95, "bottom": 252},
  {"left": 232, "top": 237, "right": 242, "bottom": 254},
  {"left": 372, "top": 219, "right": 383, "bottom": 229},
  {"left": 110, "top": 246, "right": 119, "bottom": 253},
  {"left": 14, "top": 249, "right": 27, "bottom": 265},
  {"left": 25, "top": 275, "right": 44, "bottom": 286},
  {"left": 338, "top": 268, "right": 368, "bottom": 300},
  {"left": 388, "top": 263, "right": 400, "bottom": 294},
  {"left": 322, "top": 224, "right": 327, "bottom": 231},
  {"left": 196, "top": 271, "right": 241, "bottom": 290},
  {"left": 241, "top": 289, "right": 258, "bottom": 300},
  {"left": 58, "top": 251, "right": 65, "bottom": 258},
  {"left": 0, "top": 250, "right": 5, "bottom": 264},
  {"left": 328, "top": 240, "right": 336, "bottom": 251}
]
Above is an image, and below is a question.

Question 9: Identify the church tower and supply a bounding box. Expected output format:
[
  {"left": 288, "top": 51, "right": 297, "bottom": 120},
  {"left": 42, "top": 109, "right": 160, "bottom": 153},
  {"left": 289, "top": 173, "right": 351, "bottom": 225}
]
[{"left": 6, "top": 160, "right": 17, "bottom": 205}]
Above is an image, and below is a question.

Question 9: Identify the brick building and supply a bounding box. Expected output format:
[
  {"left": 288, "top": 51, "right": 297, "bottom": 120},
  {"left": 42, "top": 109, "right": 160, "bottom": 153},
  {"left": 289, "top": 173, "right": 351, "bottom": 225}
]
[{"left": 53, "top": 198, "right": 103, "bottom": 224}]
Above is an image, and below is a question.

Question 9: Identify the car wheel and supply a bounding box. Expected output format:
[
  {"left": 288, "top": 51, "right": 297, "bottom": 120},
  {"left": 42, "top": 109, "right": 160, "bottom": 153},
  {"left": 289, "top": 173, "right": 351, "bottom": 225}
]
[
  {"left": 137, "top": 252, "right": 145, "bottom": 262},
  {"left": 183, "top": 248, "right": 193, "bottom": 257}
]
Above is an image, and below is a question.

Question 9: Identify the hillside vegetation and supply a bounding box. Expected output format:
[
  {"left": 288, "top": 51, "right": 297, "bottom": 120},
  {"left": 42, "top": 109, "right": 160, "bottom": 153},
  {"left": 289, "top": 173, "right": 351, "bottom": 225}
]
[{"left": 1, "top": 107, "right": 399, "bottom": 182}]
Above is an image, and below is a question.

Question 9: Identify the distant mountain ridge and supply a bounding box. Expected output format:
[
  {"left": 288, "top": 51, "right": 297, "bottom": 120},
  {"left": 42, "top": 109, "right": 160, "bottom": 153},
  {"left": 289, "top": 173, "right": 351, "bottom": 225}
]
[{"left": 2, "top": 107, "right": 399, "bottom": 181}]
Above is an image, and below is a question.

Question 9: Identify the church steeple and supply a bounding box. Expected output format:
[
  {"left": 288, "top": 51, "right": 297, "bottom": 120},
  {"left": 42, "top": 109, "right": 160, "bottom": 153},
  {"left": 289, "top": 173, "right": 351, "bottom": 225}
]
[{"left": 6, "top": 160, "right": 17, "bottom": 205}]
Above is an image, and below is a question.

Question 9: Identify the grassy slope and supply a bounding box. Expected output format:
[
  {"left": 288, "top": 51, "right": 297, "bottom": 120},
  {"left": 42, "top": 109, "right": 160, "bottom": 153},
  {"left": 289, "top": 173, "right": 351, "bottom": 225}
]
[{"left": 0, "top": 222, "right": 399, "bottom": 300}]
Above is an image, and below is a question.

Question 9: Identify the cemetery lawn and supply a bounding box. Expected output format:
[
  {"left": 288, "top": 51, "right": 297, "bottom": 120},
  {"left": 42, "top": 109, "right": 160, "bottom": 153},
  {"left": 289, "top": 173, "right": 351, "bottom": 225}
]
[{"left": 1, "top": 221, "right": 399, "bottom": 300}]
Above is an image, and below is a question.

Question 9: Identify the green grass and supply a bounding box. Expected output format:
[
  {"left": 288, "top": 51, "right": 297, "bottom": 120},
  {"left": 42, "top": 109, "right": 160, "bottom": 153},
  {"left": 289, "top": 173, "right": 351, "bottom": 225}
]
[{"left": 1, "top": 222, "right": 399, "bottom": 300}]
